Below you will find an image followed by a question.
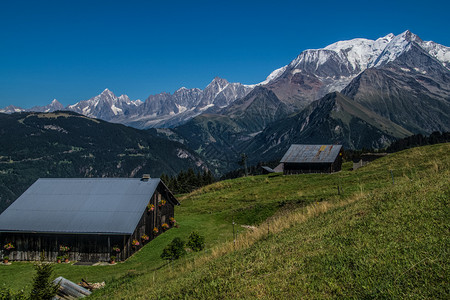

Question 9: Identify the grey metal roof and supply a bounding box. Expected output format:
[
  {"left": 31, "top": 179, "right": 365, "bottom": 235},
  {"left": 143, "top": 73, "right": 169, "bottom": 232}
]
[
  {"left": 280, "top": 144, "right": 342, "bottom": 163},
  {"left": 262, "top": 166, "right": 275, "bottom": 173},
  {"left": 0, "top": 178, "right": 171, "bottom": 235}
]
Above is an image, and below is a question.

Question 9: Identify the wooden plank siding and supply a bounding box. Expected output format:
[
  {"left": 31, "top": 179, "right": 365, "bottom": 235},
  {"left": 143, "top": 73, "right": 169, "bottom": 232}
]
[
  {"left": 283, "top": 150, "right": 343, "bottom": 174},
  {"left": 0, "top": 185, "right": 176, "bottom": 262}
]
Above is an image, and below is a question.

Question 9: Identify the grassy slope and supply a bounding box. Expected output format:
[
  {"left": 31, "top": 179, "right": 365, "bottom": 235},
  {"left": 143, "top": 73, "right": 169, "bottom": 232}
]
[{"left": 1, "top": 144, "right": 448, "bottom": 298}]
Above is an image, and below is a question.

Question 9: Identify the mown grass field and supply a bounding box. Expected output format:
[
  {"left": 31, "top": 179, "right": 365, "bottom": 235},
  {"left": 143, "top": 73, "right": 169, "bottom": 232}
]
[{"left": 1, "top": 143, "right": 449, "bottom": 299}]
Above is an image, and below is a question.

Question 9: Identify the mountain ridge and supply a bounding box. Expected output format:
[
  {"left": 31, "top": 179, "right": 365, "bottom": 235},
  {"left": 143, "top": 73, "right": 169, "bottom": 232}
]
[{"left": 3, "top": 30, "right": 448, "bottom": 129}]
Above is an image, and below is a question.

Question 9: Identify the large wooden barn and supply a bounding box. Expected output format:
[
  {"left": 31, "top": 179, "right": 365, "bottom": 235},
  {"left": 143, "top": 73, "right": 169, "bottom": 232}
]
[
  {"left": 281, "top": 144, "right": 343, "bottom": 174},
  {"left": 0, "top": 177, "right": 179, "bottom": 262}
]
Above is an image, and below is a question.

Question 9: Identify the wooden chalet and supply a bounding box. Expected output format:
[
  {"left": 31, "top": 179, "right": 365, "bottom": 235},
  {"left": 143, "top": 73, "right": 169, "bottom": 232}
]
[
  {"left": 0, "top": 176, "right": 179, "bottom": 262},
  {"left": 280, "top": 144, "right": 343, "bottom": 174}
]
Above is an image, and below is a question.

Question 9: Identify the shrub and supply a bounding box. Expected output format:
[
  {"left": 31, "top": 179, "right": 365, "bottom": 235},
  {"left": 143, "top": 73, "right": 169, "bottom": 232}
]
[
  {"left": 160, "top": 238, "right": 186, "bottom": 261},
  {"left": 0, "top": 287, "right": 26, "bottom": 299},
  {"left": 186, "top": 231, "right": 205, "bottom": 252}
]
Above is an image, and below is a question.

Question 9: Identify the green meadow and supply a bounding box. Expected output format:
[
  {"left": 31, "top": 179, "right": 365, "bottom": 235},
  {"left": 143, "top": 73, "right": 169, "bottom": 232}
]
[{"left": 1, "top": 143, "right": 448, "bottom": 299}]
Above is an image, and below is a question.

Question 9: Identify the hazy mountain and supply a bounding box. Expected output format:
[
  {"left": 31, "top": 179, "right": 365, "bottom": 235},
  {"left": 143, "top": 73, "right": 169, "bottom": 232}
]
[
  {"left": 0, "top": 105, "right": 25, "bottom": 114},
  {"left": 29, "top": 99, "right": 65, "bottom": 113}
]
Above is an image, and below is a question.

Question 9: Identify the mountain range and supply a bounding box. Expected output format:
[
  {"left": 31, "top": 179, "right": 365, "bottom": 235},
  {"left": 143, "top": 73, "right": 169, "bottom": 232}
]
[
  {"left": 1, "top": 30, "right": 449, "bottom": 173},
  {"left": 1, "top": 77, "right": 253, "bottom": 129}
]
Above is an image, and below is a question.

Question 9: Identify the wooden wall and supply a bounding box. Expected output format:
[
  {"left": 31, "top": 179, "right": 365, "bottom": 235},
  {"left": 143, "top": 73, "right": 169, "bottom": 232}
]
[
  {"left": 0, "top": 233, "right": 124, "bottom": 262},
  {"left": 283, "top": 153, "right": 343, "bottom": 174}
]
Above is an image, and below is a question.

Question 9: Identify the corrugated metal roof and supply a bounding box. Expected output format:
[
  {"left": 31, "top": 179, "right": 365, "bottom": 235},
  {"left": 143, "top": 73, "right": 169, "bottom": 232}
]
[
  {"left": 280, "top": 144, "right": 342, "bottom": 163},
  {"left": 0, "top": 178, "right": 169, "bottom": 235}
]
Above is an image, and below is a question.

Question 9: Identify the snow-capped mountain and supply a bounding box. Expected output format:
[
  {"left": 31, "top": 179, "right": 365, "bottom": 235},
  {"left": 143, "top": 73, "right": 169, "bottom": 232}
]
[
  {"left": 0, "top": 105, "right": 25, "bottom": 114},
  {"left": 0, "top": 78, "right": 251, "bottom": 128},
  {"left": 113, "top": 77, "right": 253, "bottom": 128},
  {"left": 29, "top": 99, "right": 64, "bottom": 113},
  {"left": 2, "top": 30, "right": 448, "bottom": 130},
  {"left": 261, "top": 30, "right": 450, "bottom": 110},
  {"left": 67, "top": 89, "right": 142, "bottom": 120},
  {"left": 0, "top": 100, "right": 64, "bottom": 114}
]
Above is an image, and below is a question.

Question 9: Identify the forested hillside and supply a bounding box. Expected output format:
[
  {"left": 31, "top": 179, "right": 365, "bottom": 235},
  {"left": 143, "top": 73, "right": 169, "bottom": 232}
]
[{"left": 0, "top": 111, "right": 206, "bottom": 212}]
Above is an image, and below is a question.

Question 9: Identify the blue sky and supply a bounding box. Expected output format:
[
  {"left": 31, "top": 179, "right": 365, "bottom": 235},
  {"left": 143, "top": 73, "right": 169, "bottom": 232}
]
[{"left": 0, "top": 0, "right": 448, "bottom": 108}]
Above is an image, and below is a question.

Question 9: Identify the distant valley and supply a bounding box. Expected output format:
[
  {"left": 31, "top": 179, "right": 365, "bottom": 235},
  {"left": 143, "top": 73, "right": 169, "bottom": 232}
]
[{"left": 0, "top": 111, "right": 206, "bottom": 212}]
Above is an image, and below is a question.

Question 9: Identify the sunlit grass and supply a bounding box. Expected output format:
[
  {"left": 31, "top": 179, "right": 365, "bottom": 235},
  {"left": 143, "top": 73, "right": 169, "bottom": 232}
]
[{"left": 0, "top": 143, "right": 448, "bottom": 299}]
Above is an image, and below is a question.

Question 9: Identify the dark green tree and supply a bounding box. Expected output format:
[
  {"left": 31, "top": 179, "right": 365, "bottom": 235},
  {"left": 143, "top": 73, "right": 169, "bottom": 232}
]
[
  {"left": 160, "top": 173, "right": 170, "bottom": 186},
  {"left": 196, "top": 171, "right": 204, "bottom": 188},
  {"left": 186, "top": 231, "right": 205, "bottom": 252},
  {"left": 203, "top": 170, "right": 214, "bottom": 185},
  {"left": 29, "top": 254, "right": 60, "bottom": 300},
  {"left": 160, "top": 237, "right": 186, "bottom": 261},
  {"left": 186, "top": 168, "right": 196, "bottom": 190}
]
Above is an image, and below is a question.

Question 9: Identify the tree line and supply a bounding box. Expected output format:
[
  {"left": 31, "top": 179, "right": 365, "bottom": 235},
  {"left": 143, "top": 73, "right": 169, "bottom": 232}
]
[
  {"left": 161, "top": 168, "right": 215, "bottom": 194},
  {"left": 385, "top": 131, "right": 449, "bottom": 153}
]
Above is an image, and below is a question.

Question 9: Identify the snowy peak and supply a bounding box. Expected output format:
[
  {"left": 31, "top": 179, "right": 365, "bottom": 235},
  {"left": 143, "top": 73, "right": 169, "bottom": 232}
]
[
  {"left": 258, "top": 30, "right": 450, "bottom": 112},
  {"left": 372, "top": 30, "right": 418, "bottom": 67},
  {"left": 0, "top": 105, "right": 25, "bottom": 113},
  {"left": 263, "top": 30, "right": 448, "bottom": 85},
  {"left": 96, "top": 88, "right": 117, "bottom": 102},
  {"left": 118, "top": 94, "right": 131, "bottom": 104},
  {"left": 288, "top": 33, "right": 395, "bottom": 75},
  {"left": 259, "top": 65, "right": 288, "bottom": 85},
  {"left": 205, "top": 77, "right": 230, "bottom": 93},
  {"left": 28, "top": 99, "right": 64, "bottom": 113},
  {"left": 324, "top": 34, "right": 394, "bottom": 70},
  {"left": 199, "top": 77, "right": 252, "bottom": 110},
  {"left": 67, "top": 89, "right": 141, "bottom": 118}
]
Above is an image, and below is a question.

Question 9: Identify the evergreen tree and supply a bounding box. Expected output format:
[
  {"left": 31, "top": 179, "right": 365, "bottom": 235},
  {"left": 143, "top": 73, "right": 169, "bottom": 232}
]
[
  {"left": 196, "top": 171, "right": 204, "bottom": 189},
  {"left": 186, "top": 168, "right": 196, "bottom": 191},
  {"left": 160, "top": 173, "right": 170, "bottom": 186},
  {"left": 177, "top": 170, "right": 187, "bottom": 193},
  {"left": 29, "top": 254, "right": 60, "bottom": 300},
  {"left": 205, "top": 170, "right": 214, "bottom": 185}
]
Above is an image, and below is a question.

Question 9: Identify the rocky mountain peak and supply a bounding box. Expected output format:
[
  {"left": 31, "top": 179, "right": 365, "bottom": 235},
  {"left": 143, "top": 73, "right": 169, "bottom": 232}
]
[
  {"left": 98, "top": 88, "right": 116, "bottom": 100},
  {"left": 206, "top": 77, "right": 230, "bottom": 91}
]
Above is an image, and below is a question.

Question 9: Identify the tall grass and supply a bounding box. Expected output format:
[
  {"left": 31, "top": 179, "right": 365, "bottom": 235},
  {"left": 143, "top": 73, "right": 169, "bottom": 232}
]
[{"left": 1, "top": 143, "right": 448, "bottom": 299}]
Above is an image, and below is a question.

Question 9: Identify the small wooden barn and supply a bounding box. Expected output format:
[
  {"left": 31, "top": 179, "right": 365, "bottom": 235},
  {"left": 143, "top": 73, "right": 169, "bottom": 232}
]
[
  {"left": 280, "top": 144, "right": 343, "bottom": 174},
  {"left": 0, "top": 176, "right": 179, "bottom": 262}
]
